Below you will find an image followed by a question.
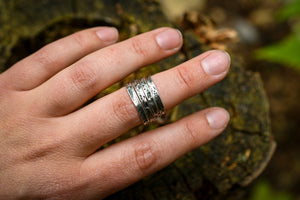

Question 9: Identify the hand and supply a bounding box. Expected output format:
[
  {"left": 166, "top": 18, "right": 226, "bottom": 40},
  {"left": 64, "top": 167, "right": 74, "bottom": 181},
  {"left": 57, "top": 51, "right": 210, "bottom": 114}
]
[{"left": 0, "top": 27, "right": 230, "bottom": 199}]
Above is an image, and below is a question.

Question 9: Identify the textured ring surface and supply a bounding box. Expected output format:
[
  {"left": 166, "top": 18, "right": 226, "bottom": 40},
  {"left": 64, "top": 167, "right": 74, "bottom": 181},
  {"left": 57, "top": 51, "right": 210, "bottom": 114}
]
[
  {"left": 146, "top": 76, "right": 166, "bottom": 117},
  {"left": 126, "top": 76, "right": 166, "bottom": 125},
  {"left": 133, "top": 80, "right": 154, "bottom": 122},
  {"left": 140, "top": 78, "right": 158, "bottom": 117},
  {"left": 126, "top": 83, "right": 148, "bottom": 123}
]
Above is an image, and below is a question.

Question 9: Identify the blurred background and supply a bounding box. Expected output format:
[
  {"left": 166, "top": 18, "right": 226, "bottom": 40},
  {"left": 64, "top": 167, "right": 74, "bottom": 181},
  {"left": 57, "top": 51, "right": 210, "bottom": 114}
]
[{"left": 160, "top": 0, "right": 300, "bottom": 199}]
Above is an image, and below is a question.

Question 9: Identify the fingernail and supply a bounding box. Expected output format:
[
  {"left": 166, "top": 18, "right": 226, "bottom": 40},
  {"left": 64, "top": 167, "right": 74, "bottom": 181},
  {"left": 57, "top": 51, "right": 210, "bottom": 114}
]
[
  {"left": 201, "top": 51, "right": 231, "bottom": 76},
  {"left": 156, "top": 29, "right": 182, "bottom": 50},
  {"left": 206, "top": 109, "right": 230, "bottom": 130},
  {"left": 96, "top": 27, "right": 119, "bottom": 44}
]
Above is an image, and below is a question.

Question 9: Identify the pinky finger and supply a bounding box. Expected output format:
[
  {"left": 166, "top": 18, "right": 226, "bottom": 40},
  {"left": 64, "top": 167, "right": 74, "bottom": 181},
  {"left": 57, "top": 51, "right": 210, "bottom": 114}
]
[
  {"left": 2, "top": 27, "right": 118, "bottom": 91},
  {"left": 80, "top": 107, "right": 230, "bottom": 199}
]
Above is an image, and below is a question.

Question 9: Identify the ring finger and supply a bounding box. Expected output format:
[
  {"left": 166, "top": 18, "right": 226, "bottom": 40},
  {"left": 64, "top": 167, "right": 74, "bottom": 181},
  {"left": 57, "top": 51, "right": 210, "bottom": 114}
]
[{"left": 64, "top": 50, "right": 230, "bottom": 155}]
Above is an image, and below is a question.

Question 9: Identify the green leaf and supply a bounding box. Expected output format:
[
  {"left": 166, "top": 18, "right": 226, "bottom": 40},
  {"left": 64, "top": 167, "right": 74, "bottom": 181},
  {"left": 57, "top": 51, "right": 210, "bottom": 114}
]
[
  {"left": 250, "top": 181, "right": 273, "bottom": 200},
  {"left": 249, "top": 180, "right": 294, "bottom": 200},
  {"left": 254, "top": 32, "right": 300, "bottom": 71},
  {"left": 278, "top": 0, "right": 300, "bottom": 20}
]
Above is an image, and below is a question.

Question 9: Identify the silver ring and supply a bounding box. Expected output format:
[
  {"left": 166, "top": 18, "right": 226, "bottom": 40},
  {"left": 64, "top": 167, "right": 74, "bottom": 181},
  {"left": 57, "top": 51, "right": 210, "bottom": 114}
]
[
  {"left": 145, "top": 76, "right": 166, "bottom": 117},
  {"left": 126, "top": 76, "right": 166, "bottom": 125},
  {"left": 140, "top": 78, "right": 158, "bottom": 117}
]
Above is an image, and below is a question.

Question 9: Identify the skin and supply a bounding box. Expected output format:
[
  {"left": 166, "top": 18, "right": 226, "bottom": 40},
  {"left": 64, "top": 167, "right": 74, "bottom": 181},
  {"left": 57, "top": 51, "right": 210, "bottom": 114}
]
[{"left": 0, "top": 27, "right": 230, "bottom": 199}]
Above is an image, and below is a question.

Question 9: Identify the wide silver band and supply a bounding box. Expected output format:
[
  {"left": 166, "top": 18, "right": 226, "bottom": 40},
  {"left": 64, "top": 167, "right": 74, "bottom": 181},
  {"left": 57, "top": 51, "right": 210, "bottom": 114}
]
[{"left": 126, "top": 76, "right": 166, "bottom": 125}]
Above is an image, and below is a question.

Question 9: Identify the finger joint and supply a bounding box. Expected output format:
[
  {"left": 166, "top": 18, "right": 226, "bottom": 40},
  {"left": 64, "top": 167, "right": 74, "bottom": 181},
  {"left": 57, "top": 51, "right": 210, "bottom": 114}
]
[
  {"left": 133, "top": 140, "right": 158, "bottom": 173},
  {"left": 71, "top": 31, "right": 89, "bottom": 50},
  {"left": 68, "top": 62, "right": 97, "bottom": 91},
  {"left": 130, "top": 38, "right": 148, "bottom": 59},
  {"left": 34, "top": 46, "right": 63, "bottom": 73},
  {"left": 182, "top": 120, "right": 199, "bottom": 146},
  {"left": 111, "top": 92, "right": 139, "bottom": 125},
  {"left": 175, "top": 65, "right": 196, "bottom": 90}
]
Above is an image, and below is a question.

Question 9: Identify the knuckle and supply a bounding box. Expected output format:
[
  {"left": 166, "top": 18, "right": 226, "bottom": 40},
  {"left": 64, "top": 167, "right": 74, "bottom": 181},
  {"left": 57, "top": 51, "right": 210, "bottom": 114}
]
[
  {"left": 22, "top": 142, "right": 57, "bottom": 162},
  {"left": 34, "top": 46, "right": 62, "bottom": 71},
  {"left": 111, "top": 93, "right": 138, "bottom": 124},
  {"left": 175, "top": 65, "right": 196, "bottom": 90},
  {"left": 34, "top": 47, "right": 51, "bottom": 65},
  {"left": 68, "top": 61, "right": 97, "bottom": 91},
  {"left": 47, "top": 92, "right": 68, "bottom": 114},
  {"left": 130, "top": 38, "right": 148, "bottom": 58},
  {"left": 133, "top": 140, "right": 158, "bottom": 173},
  {"left": 182, "top": 120, "right": 199, "bottom": 146},
  {"left": 71, "top": 31, "right": 89, "bottom": 50}
]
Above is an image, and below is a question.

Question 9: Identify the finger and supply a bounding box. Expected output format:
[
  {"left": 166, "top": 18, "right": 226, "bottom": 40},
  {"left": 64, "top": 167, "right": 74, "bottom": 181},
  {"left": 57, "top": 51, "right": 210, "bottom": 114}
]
[
  {"left": 30, "top": 27, "right": 182, "bottom": 116},
  {"left": 79, "top": 108, "right": 230, "bottom": 199},
  {"left": 64, "top": 50, "right": 230, "bottom": 155},
  {"left": 1, "top": 27, "right": 118, "bottom": 91}
]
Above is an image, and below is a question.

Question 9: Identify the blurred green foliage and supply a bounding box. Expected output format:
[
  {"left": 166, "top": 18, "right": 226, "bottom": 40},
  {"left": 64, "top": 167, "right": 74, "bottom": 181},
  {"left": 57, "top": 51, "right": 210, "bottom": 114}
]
[
  {"left": 255, "top": 0, "right": 300, "bottom": 72},
  {"left": 249, "top": 180, "right": 294, "bottom": 200}
]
